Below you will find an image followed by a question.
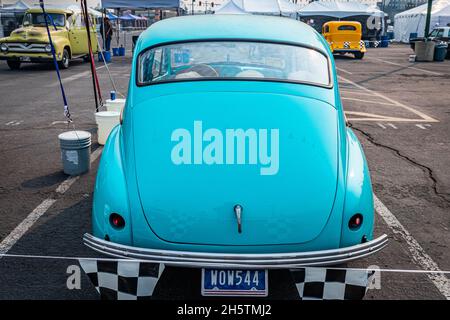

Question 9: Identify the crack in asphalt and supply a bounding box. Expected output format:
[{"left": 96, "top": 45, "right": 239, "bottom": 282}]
[{"left": 349, "top": 123, "right": 450, "bottom": 205}]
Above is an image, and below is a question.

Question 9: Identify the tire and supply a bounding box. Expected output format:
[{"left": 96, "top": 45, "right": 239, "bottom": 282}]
[
  {"left": 83, "top": 55, "right": 90, "bottom": 62},
  {"left": 354, "top": 52, "right": 364, "bottom": 59},
  {"left": 58, "top": 49, "right": 70, "bottom": 69},
  {"left": 7, "top": 60, "right": 21, "bottom": 70}
]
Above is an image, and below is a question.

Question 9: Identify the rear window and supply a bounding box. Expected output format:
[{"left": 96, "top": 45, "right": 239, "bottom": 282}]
[
  {"left": 137, "top": 41, "right": 330, "bottom": 87},
  {"left": 337, "top": 25, "right": 357, "bottom": 31}
]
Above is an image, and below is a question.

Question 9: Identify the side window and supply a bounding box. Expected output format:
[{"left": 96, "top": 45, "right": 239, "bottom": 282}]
[
  {"left": 152, "top": 48, "right": 163, "bottom": 78},
  {"left": 436, "top": 29, "right": 444, "bottom": 38}
]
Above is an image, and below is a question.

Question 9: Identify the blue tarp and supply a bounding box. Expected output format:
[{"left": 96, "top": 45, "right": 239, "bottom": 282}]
[
  {"left": 107, "top": 12, "right": 119, "bottom": 20},
  {"left": 101, "top": 0, "right": 181, "bottom": 9}
]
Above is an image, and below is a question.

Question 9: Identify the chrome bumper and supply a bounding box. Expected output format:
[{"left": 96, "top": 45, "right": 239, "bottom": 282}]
[{"left": 83, "top": 233, "right": 388, "bottom": 269}]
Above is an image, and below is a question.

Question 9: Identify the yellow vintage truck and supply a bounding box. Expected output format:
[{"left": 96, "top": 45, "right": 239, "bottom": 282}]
[{"left": 0, "top": 7, "right": 98, "bottom": 70}]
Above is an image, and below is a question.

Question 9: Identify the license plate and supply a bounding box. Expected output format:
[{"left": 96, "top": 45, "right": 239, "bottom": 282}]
[
  {"left": 201, "top": 268, "right": 268, "bottom": 297},
  {"left": 20, "top": 56, "right": 31, "bottom": 62}
]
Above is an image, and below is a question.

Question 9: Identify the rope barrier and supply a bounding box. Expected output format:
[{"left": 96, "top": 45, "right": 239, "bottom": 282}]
[{"left": 1, "top": 252, "right": 450, "bottom": 275}]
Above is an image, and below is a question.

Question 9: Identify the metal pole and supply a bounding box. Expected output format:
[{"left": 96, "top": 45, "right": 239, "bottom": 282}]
[
  {"left": 424, "top": 0, "right": 433, "bottom": 37},
  {"left": 81, "top": 0, "right": 100, "bottom": 112}
]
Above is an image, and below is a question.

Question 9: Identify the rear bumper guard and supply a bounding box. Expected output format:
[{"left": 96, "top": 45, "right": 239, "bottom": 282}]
[{"left": 83, "top": 233, "right": 388, "bottom": 269}]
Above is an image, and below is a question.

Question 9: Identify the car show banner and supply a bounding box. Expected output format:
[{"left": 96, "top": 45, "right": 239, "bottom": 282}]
[
  {"left": 290, "top": 268, "right": 376, "bottom": 300},
  {"left": 78, "top": 259, "right": 165, "bottom": 300},
  {"left": 79, "top": 259, "right": 375, "bottom": 300}
]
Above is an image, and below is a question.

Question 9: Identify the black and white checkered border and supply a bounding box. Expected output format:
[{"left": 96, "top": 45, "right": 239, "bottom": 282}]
[
  {"left": 79, "top": 259, "right": 165, "bottom": 300},
  {"left": 291, "top": 268, "right": 375, "bottom": 300}
]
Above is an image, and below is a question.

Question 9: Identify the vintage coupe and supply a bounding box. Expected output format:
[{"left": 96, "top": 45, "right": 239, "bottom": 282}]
[{"left": 84, "top": 15, "right": 387, "bottom": 297}]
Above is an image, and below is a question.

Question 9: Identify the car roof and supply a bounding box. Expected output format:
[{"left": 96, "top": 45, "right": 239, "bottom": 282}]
[
  {"left": 137, "top": 14, "right": 329, "bottom": 53},
  {"left": 27, "top": 7, "right": 74, "bottom": 15},
  {"left": 324, "top": 21, "right": 361, "bottom": 27}
]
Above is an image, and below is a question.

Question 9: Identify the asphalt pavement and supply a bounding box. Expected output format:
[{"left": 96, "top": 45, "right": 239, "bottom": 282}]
[{"left": 0, "top": 44, "right": 449, "bottom": 300}]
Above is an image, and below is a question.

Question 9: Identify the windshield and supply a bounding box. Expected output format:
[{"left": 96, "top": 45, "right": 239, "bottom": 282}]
[
  {"left": 137, "top": 41, "right": 330, "bottom": 87},
  {"left": 23, "top": 13, "right": 66, "bottom": 27}
]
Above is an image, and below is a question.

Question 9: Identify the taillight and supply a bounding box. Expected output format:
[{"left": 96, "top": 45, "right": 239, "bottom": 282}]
[
  {"left": 110, "top": 213, "right": 125, "bottom": 229},
  {"left": 349, "top": 214, "right": 363, "bottom": 230}
]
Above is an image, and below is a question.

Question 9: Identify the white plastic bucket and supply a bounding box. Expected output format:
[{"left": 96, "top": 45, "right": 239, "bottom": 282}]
[
  {"left": 95, "top": 111, "right": 120, "bottom": 145},
  {"left": 105, "top": 98, "right": 126, "bottom": 113}
]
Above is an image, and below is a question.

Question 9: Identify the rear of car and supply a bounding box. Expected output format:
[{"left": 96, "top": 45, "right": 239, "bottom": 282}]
[
  {"left": 84, "top": 15, "right": 387, "bottom": 298},
  {"left": 322, "top": 21, "right": 366, "bottom": 59}
]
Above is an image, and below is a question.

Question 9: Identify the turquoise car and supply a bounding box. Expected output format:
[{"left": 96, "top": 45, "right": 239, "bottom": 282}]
[{"left": 84, "top": 14, "right": 387, "bottom": 297}]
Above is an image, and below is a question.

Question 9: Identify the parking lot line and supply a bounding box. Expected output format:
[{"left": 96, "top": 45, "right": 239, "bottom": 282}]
[
  {"left": 367, "top": 57, "right": 443, "bottom": 76},
  {"left": 0, "top": 147, "right": 103, "bottom": 257},
  {"left": 45, "top": 64, "right": 108, "bottom": 88},
  {"left": 342, "top": 97, "right": 397, "bottom": 106},
  {"left": 374, "top": 194, "right": 450, "bottom": 299},
  {"left": 336, "top": 67, "right": 353, "bottom": 75},
  {"left": 338, "top": 75, "right": 438, "bottom": 123}
]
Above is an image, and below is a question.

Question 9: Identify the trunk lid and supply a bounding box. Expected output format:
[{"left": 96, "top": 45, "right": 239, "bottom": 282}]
[{"left": 133, "top": 91, "right": 339, "bottom": 245}]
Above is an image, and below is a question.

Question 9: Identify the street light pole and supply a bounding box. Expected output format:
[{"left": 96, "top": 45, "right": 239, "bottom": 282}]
[
  {"left": 192, "top": 0, "right": 195, "bottom": 15},
  {"left": 424, "top": 0, "right": 433, "bottom": 37}
]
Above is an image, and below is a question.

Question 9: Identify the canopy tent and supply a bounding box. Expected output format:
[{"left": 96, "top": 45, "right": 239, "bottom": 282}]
[
  {"left": 0, "top": 1, "right": 30, "bottom": 37},
  {"left": 215, "top": 0, "right": 247, "bottom": 15},
  {"left": 215, "top": 0, "right": 300, "bottom": 17},
  {"left": 298, "top": 1, "right": 386, "bottom": 18},
  {"left": 394, "top": 0, "right": 450, "bottom": 42},
  {"left": 107, "top": 12, "right": 119, "bottom": 20},
  {"left": 298, "top": 1, "right": 386, "bottom": 38},
  {"left": 67, "top": 5, "right": 104, "bottom": 17},
  {"left": 119, "top": 13, "right": 141, "bottom": 20},
  {"left": 0, "top": 0, "right": 30, "bottom": 13},
  {"left": 100, "top": 0, "right": 181, "bottom": 9}
]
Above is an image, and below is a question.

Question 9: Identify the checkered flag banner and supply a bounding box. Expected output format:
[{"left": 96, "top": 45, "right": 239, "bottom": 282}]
[
  {"left": 291, "top": 267, "right": 376, "bottom": 300},
  {"left": 79, "top": 259, "right": 165, "bottom": 300}
]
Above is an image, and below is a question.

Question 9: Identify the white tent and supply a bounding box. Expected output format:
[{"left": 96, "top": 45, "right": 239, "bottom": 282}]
[
  {"left": 298, "top": 1, "right": 385, "bottom": 18},
  {"left": 215, "top": 0, "right": 301, "bottom": 17},
  {"left": 394, "top": 0, "right": 450, "bottom": 42},
  {"left": 215, "top": 0, "right": 247, "bottom": 15}
]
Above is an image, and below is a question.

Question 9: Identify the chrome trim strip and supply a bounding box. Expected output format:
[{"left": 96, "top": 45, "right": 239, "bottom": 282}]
[{"left": 83, "top": 233, "right": 388, "bottom": 269}]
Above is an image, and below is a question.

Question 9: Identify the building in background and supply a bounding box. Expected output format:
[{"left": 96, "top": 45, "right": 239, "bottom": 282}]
[
  {"left": 0, "top": 0, "right": 101, "bottom": 7},
  {"left": 182, "top": 0, "right": 225, "bottom": 14},
  {"left": 378, "top": 0, "right": 427, "bottom": 20}
]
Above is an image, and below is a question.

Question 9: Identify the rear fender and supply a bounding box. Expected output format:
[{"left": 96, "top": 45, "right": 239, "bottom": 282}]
[
  {"left": 92, "top": 125, "right": 132, "bottom": 245},
  {"left": 340, "top": 128, "right": 374, "bottom": 247}
]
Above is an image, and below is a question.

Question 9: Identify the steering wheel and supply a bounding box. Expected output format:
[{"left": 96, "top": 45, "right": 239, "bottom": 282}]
[{"left": 176, "top": 64, "right": 219, "bottom": 78}]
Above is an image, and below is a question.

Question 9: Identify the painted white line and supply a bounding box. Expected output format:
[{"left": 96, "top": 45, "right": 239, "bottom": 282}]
[
  {"left": 5, "top": 120, "right": 23, "bottom": 126},
  {"left": 338, "top": 75, "right": 438, "bottom": 123},
  {"left": 377, "top": 123, "right": 387, "bottom": 129},
  {"left": 0, "top": 147, "right": 103, "bottom": 256},
  {"left": 46, "top": 64, "right": 108, "bottom": 88},
  {"left": 342, "top": 97, "right": 397, "bottom": 106},
  {"left": 387, "top": 123, "right": 398, "bottom": 129},
  {"left": 416, "top": 124, "right": 427, "bottom": 130},
  {"left": 0, "top": 199, "right": 57, "bottom": 254},
  {"left": 55, "top": 147, "right": 102, "bottom": 195},
  {"left": 340, "top": 90, "right": 377, "bottom": 97},
  {"left": 367, "top": 57, "right": 443, "bottom": 76},
  {"left": 374, "top": 194, "right": 450, "bottom": 299},
  {"left": 336, "top": 67, "right": 353, "bottom": 75}
]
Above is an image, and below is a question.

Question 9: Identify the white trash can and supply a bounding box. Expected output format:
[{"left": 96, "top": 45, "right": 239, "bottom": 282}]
[
  {"left": 105, "top": 98, "right": 126, "bottom": 113},
  {"left": 95, "top": 111, "right": 120, "bottom": 145},
  {"left": 58, "top": 131, "right": 92, "bottom": 176}
]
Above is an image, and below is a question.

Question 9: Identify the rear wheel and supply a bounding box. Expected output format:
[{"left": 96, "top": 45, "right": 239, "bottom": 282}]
[
  {"left": 354, "top": 52, "right": 364, "bottom": 59},
  {"left": 83, "top": 55, "right": 90, "bottom": 62},
  {"left": 7, "top": 60, "right": 21, "bottom": 70},
  {"left": 58, "top": 49, "right": 70, "bottom": 69}
]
